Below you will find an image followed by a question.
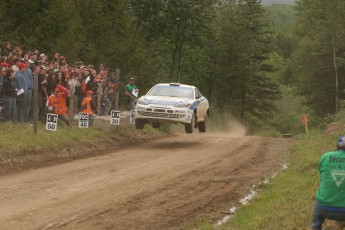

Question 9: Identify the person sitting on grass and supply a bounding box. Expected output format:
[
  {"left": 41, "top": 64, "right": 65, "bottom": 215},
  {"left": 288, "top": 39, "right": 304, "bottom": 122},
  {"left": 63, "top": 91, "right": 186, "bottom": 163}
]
[
  {"left": 312, "top": 135, "right": 345, "bottom": 230},
  {"left": 80, "top": 90, "right": 96, "bottom": 126},
  {"left": 47, "top": 84, "right": 70, "bottom": 126}
]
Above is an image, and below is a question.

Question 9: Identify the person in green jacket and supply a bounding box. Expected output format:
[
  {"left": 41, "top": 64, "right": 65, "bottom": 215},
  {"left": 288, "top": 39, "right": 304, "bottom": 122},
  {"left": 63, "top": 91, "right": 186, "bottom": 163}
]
[
  {"left": 312, "top": 135, "right": 345, "bottom": 230},
  {"left": 124, "top": 77, "right": 139, "bottom": 111}
]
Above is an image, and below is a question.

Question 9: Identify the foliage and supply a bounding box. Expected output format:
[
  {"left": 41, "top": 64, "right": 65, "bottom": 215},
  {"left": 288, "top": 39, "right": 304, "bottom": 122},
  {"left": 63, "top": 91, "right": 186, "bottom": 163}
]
[
  {"left": 0, "top": 0, "right": 302, "bottom": 129},
  {"left": 293, "top": 0, "right": 345, "bottom": 116},
  {"left": 209, "top": 0, "right": 281, "bottom": 127}
]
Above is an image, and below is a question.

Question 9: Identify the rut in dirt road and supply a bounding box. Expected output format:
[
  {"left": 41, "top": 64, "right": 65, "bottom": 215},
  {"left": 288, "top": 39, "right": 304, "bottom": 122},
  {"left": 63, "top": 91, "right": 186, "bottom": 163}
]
[{"left": 0, "top": 134, "right": 292, "bottom": 230}]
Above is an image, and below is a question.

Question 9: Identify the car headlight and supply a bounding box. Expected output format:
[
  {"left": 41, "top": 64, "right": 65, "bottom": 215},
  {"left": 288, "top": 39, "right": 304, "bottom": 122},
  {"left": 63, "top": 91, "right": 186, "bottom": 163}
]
[
  {"left": 137, "top": 99, "right": 148, "bottom": 105},
  {"left": 174, "top": 103, "right": 192, "bottom": 108}
]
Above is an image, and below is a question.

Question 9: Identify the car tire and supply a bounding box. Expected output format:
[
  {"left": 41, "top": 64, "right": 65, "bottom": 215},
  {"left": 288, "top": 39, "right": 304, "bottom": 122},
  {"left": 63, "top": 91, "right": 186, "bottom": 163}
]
[
  {"left": 135, "top": 119, "right": 146, "bottom": 129},
  {"left": 152, "top": 122, "right": 161, "bottom": 129},
  {"left": 185, "top": 112, "right": 195, "bottom": 134},
  {"left": 198, "top": 113, "right": 208, "bottom": 133}
]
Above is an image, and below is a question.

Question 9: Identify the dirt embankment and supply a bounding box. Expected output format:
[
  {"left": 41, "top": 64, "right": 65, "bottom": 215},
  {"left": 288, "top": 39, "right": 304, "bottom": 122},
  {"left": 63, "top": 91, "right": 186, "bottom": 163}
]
[{"left": 0, "top": 130, "right": 168, "bottom": 176}]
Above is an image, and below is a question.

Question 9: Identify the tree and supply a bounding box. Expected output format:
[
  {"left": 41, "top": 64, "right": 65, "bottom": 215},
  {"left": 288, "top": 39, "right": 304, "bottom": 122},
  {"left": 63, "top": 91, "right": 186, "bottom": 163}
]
[
  {"left": 210, "top": 0, "right": 280, "bottom": 125},
  {"left": 294, "top": 0, "right": 345, "bottom": 115}
]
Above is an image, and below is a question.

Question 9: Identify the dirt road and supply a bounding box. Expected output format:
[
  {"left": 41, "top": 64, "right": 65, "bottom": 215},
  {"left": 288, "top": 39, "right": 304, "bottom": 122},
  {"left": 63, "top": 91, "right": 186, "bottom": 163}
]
[{"left": 0, "top": 133, "right": 292, "bottom": 230}]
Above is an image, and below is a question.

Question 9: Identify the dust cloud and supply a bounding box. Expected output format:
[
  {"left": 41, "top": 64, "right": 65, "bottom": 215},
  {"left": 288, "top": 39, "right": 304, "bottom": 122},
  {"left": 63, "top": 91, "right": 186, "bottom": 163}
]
[
  {"left": 167, "top": 115, "right": 247, "bottom": 137},
  {"left": 209, "top": 118, "right": 247, "bottom": 137}
]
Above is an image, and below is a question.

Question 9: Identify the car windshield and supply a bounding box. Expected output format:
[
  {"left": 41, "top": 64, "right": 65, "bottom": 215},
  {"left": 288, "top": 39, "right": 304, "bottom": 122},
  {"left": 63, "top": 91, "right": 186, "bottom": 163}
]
[{"left": 147, "top": 85, "right": 194, "bottom": 99}]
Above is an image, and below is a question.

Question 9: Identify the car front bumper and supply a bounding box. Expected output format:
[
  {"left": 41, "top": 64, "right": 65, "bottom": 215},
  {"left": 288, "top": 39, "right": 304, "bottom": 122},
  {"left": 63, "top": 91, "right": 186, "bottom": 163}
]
[{"left": 135, "top": 105, "right": 193, "bottom": 124}]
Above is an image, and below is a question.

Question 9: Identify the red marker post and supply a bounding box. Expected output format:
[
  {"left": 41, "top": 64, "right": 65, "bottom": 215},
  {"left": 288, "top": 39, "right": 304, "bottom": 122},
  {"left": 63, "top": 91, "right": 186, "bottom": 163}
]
[{"left": 301, "top": 114, "right": 309, "bottom": 135}]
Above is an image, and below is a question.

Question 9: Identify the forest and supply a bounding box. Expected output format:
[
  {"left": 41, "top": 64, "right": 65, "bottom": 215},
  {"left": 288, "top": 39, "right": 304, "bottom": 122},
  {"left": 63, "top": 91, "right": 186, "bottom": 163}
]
[{"left": 0, "top": 0, "right": 342, "bottom": 134}]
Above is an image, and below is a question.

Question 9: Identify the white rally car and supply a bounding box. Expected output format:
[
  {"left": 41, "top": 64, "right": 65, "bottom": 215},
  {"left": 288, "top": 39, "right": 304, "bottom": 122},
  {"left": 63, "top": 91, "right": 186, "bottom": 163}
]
[{"left": 134, "top": 83, "right": 209, "bottom": 133}]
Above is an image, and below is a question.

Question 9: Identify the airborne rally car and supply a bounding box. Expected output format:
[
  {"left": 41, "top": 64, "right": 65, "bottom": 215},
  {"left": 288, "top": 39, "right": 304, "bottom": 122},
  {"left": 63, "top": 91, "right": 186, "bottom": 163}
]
[{"left": 134, "top": 83, "right": 209, "bottom": 133}]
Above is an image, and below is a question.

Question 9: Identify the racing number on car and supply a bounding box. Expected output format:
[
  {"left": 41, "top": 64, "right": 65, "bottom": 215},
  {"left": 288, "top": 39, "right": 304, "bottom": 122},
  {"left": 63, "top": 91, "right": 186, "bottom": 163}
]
[
  {"left": 46, "top": 113, "right": 58, "bottom": 131},
  {"left": 110, "top": 110, "right": 120, "bottom": 125},
  {"left": 130, "top": 110, "right": 135, "bottom": 124},
  {"left": 79, "top": 112, "right": 89, "bottom": 128}
]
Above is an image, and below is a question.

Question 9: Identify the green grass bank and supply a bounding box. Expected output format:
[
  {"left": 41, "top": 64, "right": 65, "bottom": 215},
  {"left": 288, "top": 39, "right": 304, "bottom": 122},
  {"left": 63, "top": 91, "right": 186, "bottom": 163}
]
[{"left": 193, "top": 118, "right": 345, "bottom": 229}]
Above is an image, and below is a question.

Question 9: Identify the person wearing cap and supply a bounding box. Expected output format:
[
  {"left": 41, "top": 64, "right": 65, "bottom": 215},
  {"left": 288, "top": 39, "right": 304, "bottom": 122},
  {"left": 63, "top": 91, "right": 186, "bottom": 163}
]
[
  {"left": 124, "top": 77, "right": 139, "bottom": 111},
  {"left": 47, "top": 84, "right": 70, "bottom": 126},
  {"left": 311, "top": 135, "right": 345, "bottom": 230},
  {"left": 15, "top": 62, "right": 27, "bottom": 122},
  {"left": 1, "top": 61, "right": 9, "bottom": 70},
  {"left": 80, "top": 90, "right": 96, "bottom": 126}
]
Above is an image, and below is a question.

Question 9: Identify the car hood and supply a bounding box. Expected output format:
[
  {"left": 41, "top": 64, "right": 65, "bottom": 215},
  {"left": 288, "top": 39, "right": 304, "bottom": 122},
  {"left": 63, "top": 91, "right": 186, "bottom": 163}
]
[{"left": 139, "top": 95, "right": 192, "bottom": 107}]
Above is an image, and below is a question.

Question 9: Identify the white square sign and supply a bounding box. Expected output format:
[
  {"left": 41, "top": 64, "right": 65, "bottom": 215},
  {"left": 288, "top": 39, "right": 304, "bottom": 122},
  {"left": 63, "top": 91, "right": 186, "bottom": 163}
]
[
  {"left": 130, "top": 110, "right": 135, "bottom": 124},
  {"left": 46, "top": 113, "right": 58, "bottom": 131},
  {"left": 79, "top": 112, "right": 89, "bottom": 128},
  {"left": 110, "top": 110, "right": 120, "bottom": 125}
]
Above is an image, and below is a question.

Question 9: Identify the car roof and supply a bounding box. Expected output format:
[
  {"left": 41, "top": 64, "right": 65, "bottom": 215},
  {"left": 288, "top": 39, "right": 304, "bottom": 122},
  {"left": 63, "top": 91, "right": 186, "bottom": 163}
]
[{"left": 155, "top": 83, "right": 195, "bottom": 89}]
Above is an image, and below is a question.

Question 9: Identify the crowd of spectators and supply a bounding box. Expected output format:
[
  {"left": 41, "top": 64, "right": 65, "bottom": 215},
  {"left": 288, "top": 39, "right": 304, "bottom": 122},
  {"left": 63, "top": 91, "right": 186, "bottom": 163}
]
[{"left": 0, "top": 41, "right": 118, "bottom": 124}]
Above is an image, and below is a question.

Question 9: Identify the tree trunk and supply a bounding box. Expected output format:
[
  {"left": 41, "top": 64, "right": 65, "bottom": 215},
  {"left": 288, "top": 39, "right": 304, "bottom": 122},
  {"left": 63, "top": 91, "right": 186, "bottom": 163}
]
[{"left": 332, "top": 34, "right": 339, "bottom": 113}]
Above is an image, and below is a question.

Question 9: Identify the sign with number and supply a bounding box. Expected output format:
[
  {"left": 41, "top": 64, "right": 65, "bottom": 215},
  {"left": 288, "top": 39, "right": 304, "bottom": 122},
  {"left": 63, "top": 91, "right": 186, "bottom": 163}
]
[
  {"left": 79, "top": 112, "right": 89, "bottom": 128},
  {"left": 46, "top": 113, "right": 58, "bottom": 131},
  {"left": 110, "top": 110, "right": 120, "bottom": 125},
  {"left": 130, "top": 110, "right": 135, "bottom": 124}
]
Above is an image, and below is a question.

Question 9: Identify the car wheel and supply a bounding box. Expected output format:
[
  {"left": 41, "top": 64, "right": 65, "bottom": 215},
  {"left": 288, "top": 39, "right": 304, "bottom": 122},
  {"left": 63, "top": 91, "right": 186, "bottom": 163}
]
[
  {"left": 198, "top": 113, "right": 208, "bottom": 133},
  {"left": 135, "top": 119, "right": 146, "bottom": 129},
  {"left": 152, "top": 122, "right": 161, "bottom": 129},
  {"left": 185, "top": 112, "right": 195, "bottom": 134}
]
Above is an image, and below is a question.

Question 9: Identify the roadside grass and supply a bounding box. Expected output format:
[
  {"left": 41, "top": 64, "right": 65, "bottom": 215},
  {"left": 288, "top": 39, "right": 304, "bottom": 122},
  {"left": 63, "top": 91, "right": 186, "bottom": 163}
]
[
  {"left": 191, "top": 128, "right": 341, "bottom": 229},
  {"left": 0, "top": 122, "right": 110, "bottom": 152},
  {"left": 225, "top": 130, "right": 336, "bottom": 229}
]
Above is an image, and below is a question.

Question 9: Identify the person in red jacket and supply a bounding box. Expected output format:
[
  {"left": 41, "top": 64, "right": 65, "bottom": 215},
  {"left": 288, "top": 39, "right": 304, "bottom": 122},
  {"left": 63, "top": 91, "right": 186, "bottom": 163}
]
[
  {"left": 47, "top": 84, "right": 70, "bottom": 125},
  {"left": 80, "top": 90, "right": 96, "bottom": 126}
]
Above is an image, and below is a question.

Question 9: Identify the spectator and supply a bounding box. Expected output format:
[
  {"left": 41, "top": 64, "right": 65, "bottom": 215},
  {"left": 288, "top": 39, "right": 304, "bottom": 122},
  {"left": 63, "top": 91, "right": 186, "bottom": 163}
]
[
  {"left": 2, "top": 42, "right": 11, "bottom": 57},
  {"left": 46, "top": 69, "right": 56, "bottom": 96},
  {"left": 80, "top": 90, "right": 96, "bottom": 126},
  {"left": 1, "top": 61, "right": 9, "bottom": 71},
  {"left": 39, "top": 53, "right": 47, "bottom": 64},
  {"left": 15, "top": 62, "right": 27, "bottom": 122},
  {"left": 10, "top": 57, "right": 19, "bottom": 77},
  {"left": 59, "top": 56, "right": 67, "bottom": 67},
  {"left": 124, "top": 77, "right": 139, "bottom": 111},
  {"left": 28, "top": 53, "right": 37, "bottom": 71},
  {"left": 2, "top": 69, "right": 17, "bottom": 122},
  {"left": 0, "top": 66, "right": 4, "bottom": 93},
  {"left": 16, "top": 48, "right": 23, "bottom": 59},
  {"left": 311, "top": 135, "right": 345, "bottom": 230},
  {"left": 33, "top": 48, "right": 39, "bottom": 56},
  {"left": 101, "top": 82, "right": 115, "bottom": 115},
  {"left": 47, "top": 84, "right": 70, "bottom": 126},
  {"left": 23, "top": 51, "right": 30, "bottom": 61},
  {"left": 52, "top": 60, "right": 59, "bottom": 72},
  {"left": 68, "top": 71, "right": 81, "bottom": 118},
  {"left": 24, "top": 60, "right": 33, "bottom": 122},
  {"left": 12, "top": 43, "right": 21, "bottom": 56},
  {"left": 38, "top": 66, "right": 48, "bottom": 122},
  {"left": 53, "top": 52, "right": 59, "bottom": 61}
]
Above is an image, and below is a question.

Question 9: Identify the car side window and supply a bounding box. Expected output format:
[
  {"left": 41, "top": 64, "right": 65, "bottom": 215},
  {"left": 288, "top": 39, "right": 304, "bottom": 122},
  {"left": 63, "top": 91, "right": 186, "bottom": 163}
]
[{"left": 195, "top": 89, "right": 202, "bottom": 99}]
